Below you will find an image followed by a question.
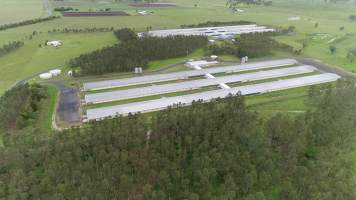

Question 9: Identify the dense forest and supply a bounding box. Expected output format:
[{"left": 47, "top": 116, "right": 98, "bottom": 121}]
[
  {"left": 69, "top": 29, "right": 207, "bottom": 75},
  {"left": 0, "top": 81, "right": 355, "bottom": 199},
  {"left": 0, "top": 84, "right": 47, "bottom": 133},
  {"left": 208, "top": 32, "right": 293, "bottom": 58}
]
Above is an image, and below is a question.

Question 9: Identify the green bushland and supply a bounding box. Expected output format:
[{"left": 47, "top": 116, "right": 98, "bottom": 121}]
[
  {"left": 0, "top": 83, "right": 47, "bottom": 133},
  {"left": 0, "top": 82, "right": 355, "bottom": 199},
  {"left": 208, "top": 32, "right": 294, "bottom": 58},
  {"left": 69, "top": 33, "right": 208, "bottom": 75},
  {"left": 113, "top": 28, "right": 138, "bottom": 41}
]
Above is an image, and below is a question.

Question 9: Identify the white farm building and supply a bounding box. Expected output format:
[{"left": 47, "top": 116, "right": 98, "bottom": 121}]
[
  {"left": 46, "top": 40, "right": 63, "bottom": 47},
  {"left": 142, "top": 24, "right": 275, "bottom": 40}
]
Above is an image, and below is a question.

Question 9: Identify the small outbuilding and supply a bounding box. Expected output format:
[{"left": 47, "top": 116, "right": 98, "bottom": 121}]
[
  {"left": 46, "top": 40, "right": 63, "bottom": 47},
  {"left": 185, "top": 60, "right": 219, "bottom": 68},
  {"left": 210, "top": 55, "right": 218, "bottom": 60},
  {"left": 50, "top": 69, "right": 62, "bottom": 76},
  {"left": 39, "top": 73, "right": 53, "bottom": 79}
]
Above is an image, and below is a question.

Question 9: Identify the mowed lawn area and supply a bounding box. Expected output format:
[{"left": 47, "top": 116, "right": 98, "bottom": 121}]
[
  {"left": 0, "top": 0, "right": 43, "bottom": 25},
  {"left": 0, "top": 32, "right": 117, "bottom": 95},
  {"left": 1, "top": 0, "right": 356, "bottom": 94}
]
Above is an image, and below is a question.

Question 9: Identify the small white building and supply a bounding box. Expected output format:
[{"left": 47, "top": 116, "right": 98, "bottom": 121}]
[
  {"left": 185, "top": 60, "right": 219, "bottom": 68},
  {"left": 210, "top": 55, "right": 218, "bottom": 60},
  {"left": 288, "top": 16, "right": 301, "bottom": 21},
  {"left": 39, "top": 73, "right": 53, "bottom": 80},
  {"left": 46, "top": 40, "right": 63, "bottom": 47},
  {"left": 49, "top": 69, "right": 62, "bottom": 76},
  {"left": 209, "top": 39, "right": 215, "bottom": 43},
  {"left": 138, "top": 10, "right": 147, "bottom": 15}
]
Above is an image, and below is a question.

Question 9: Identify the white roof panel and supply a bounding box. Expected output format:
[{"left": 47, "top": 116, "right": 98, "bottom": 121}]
[
  {"left": 85, "top": 65, "right": 316, "bottom": 104},
  {"left": 83, "top": 59, "right": 298, "bottom": 91},
  {"left": 86, "top": 73, "right": 340, "bottom": 121}
]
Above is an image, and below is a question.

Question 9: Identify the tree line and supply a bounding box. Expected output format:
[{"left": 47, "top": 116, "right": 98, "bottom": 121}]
[
  {"left": 0, "top": 81, "right": 355, "bottom": 199},
  {"left": 69, "top": 29, "right": 208, "bottom": 75},
  {"left": 47, "top": 27, "right": 115, "bottom": 34},
  {"left": 0, "top": 41, "right": 24, "bottom": 57},
  {"left": 0, "top": 16, "right": 60, "bottom": 31},
  {"left": 180, "top": 20, "right": 254, "bottom": 28}
]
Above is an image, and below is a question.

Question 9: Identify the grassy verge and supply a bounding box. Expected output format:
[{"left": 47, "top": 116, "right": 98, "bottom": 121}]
[
  {"left": 246, "top": 87, "right": 309, "bottom": 118},
  {"left": 36, "top": 84, "right": 59, "bottom": 132}
]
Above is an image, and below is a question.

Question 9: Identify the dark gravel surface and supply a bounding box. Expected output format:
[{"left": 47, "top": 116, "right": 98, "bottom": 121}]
[{"left": 52, "top": 81, "right": 81, "bottom": 124}]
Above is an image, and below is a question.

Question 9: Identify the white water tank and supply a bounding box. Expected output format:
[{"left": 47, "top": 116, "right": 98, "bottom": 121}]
[
  {"left": 50, "top": 69, "right": 61, "bottom": 76},
  {"left": 39, "top": 73, "right": 52, "bottom": 79},
  {"left": 210, "top": 55, "right": 218, "bottom": 60}
]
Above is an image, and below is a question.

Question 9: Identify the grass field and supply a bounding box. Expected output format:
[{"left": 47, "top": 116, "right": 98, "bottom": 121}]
[
  {"left": 0, "top": 32, "right": 117, "bottom": 95},
  {"left": 36, "top": 83, "right": 59, "bottom": 132},
  {"left": 1, "top": 0, "right": 356, "bottom": 94},
  {"left": 0, "top": 0, "right": 43, "bottom": 25}
]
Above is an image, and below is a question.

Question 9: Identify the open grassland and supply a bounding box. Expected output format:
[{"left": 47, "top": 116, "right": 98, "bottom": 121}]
[
  {"left": 0, "top": 0, "right": 43, "bottom": 25},
  {"left": 0, "top": 32, "right": 117, "bottom": 95},
  {"left": 0, "top": 0, "right": 356, "bottom": 95}
]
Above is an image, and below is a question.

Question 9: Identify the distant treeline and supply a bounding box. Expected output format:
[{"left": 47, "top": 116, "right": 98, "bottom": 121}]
[
  {"left": 0, "top": 84, "right": 47, "bottom": 132},
  {"left": 0, "top": 41, "right": 24, "bottom": 57},
  {"left": 54, "top": 7, "right": 74, "bottom": 12},
  {"left": 69, "top": 29, "right": 208, "bottom": 75},
  {"left": 48, "top": 27, "right": 114, "bottom": 34},
  {"left": 208, "top": 32, "right": 293, "bottom": 58},
  {"left": 0, "top": 16, "right": 60, "bottom": 31},
  {"left": 180, "top": 20, "right": 255, "bottom": 28},
  {"left": 228, "top": 0, "right": 272, "bottom": 7}
]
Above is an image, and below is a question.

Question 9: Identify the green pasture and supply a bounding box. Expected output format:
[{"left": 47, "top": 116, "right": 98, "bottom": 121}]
[
  {"left": 1, "top": 0, "right": 356, "bottom": 95},
  {"left": 0, "top": 32, "right": 117, "bottom": 95},
  {"left": 0, "top": 0, "right": 43, "bottom": 25}
]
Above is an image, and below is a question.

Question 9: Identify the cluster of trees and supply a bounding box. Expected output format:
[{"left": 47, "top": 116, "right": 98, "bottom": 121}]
[
  {"left": 48, "top": 27, "right": 114, "bottom": 34},
  {"left": 129, "top": 0, "right": 159, "bottom": 3},
  {"left": 279, "top": 25, "right": 296, "bottom": 35},
  {"left": 209, "top": 32, "right": 293, "bottom": 58},
  {"left": 0, "top": 16, "right": 60, "bottom": 31},
  {"left": 69, "top": 29, "right": 207, "bottom": 75},
  {"left": 180, "top": 20, "right": 254, "bottom": 28},
  {"left": 346, "top": 49, "right": 356, "bottom": 62},
  {"left": 0, "top": 41, "right": 24, "bottom": 57},
  {"left": 0, "top": 84, "right": 47, "bottom": 132},
  {"left": 349, "top": 15, "right": 356, "bottom": 21},
  {"left": 113, "top": 28, "right": 138, "bottom": 41},
  {"left": 54, "top": 7, "right": 74, "bottom": 12},
  {"left": 227, "top": 0, "right": 273, "bottom": 8},
  {"left": 0, "top": 81, "right": 355, "bottom": 199}
]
